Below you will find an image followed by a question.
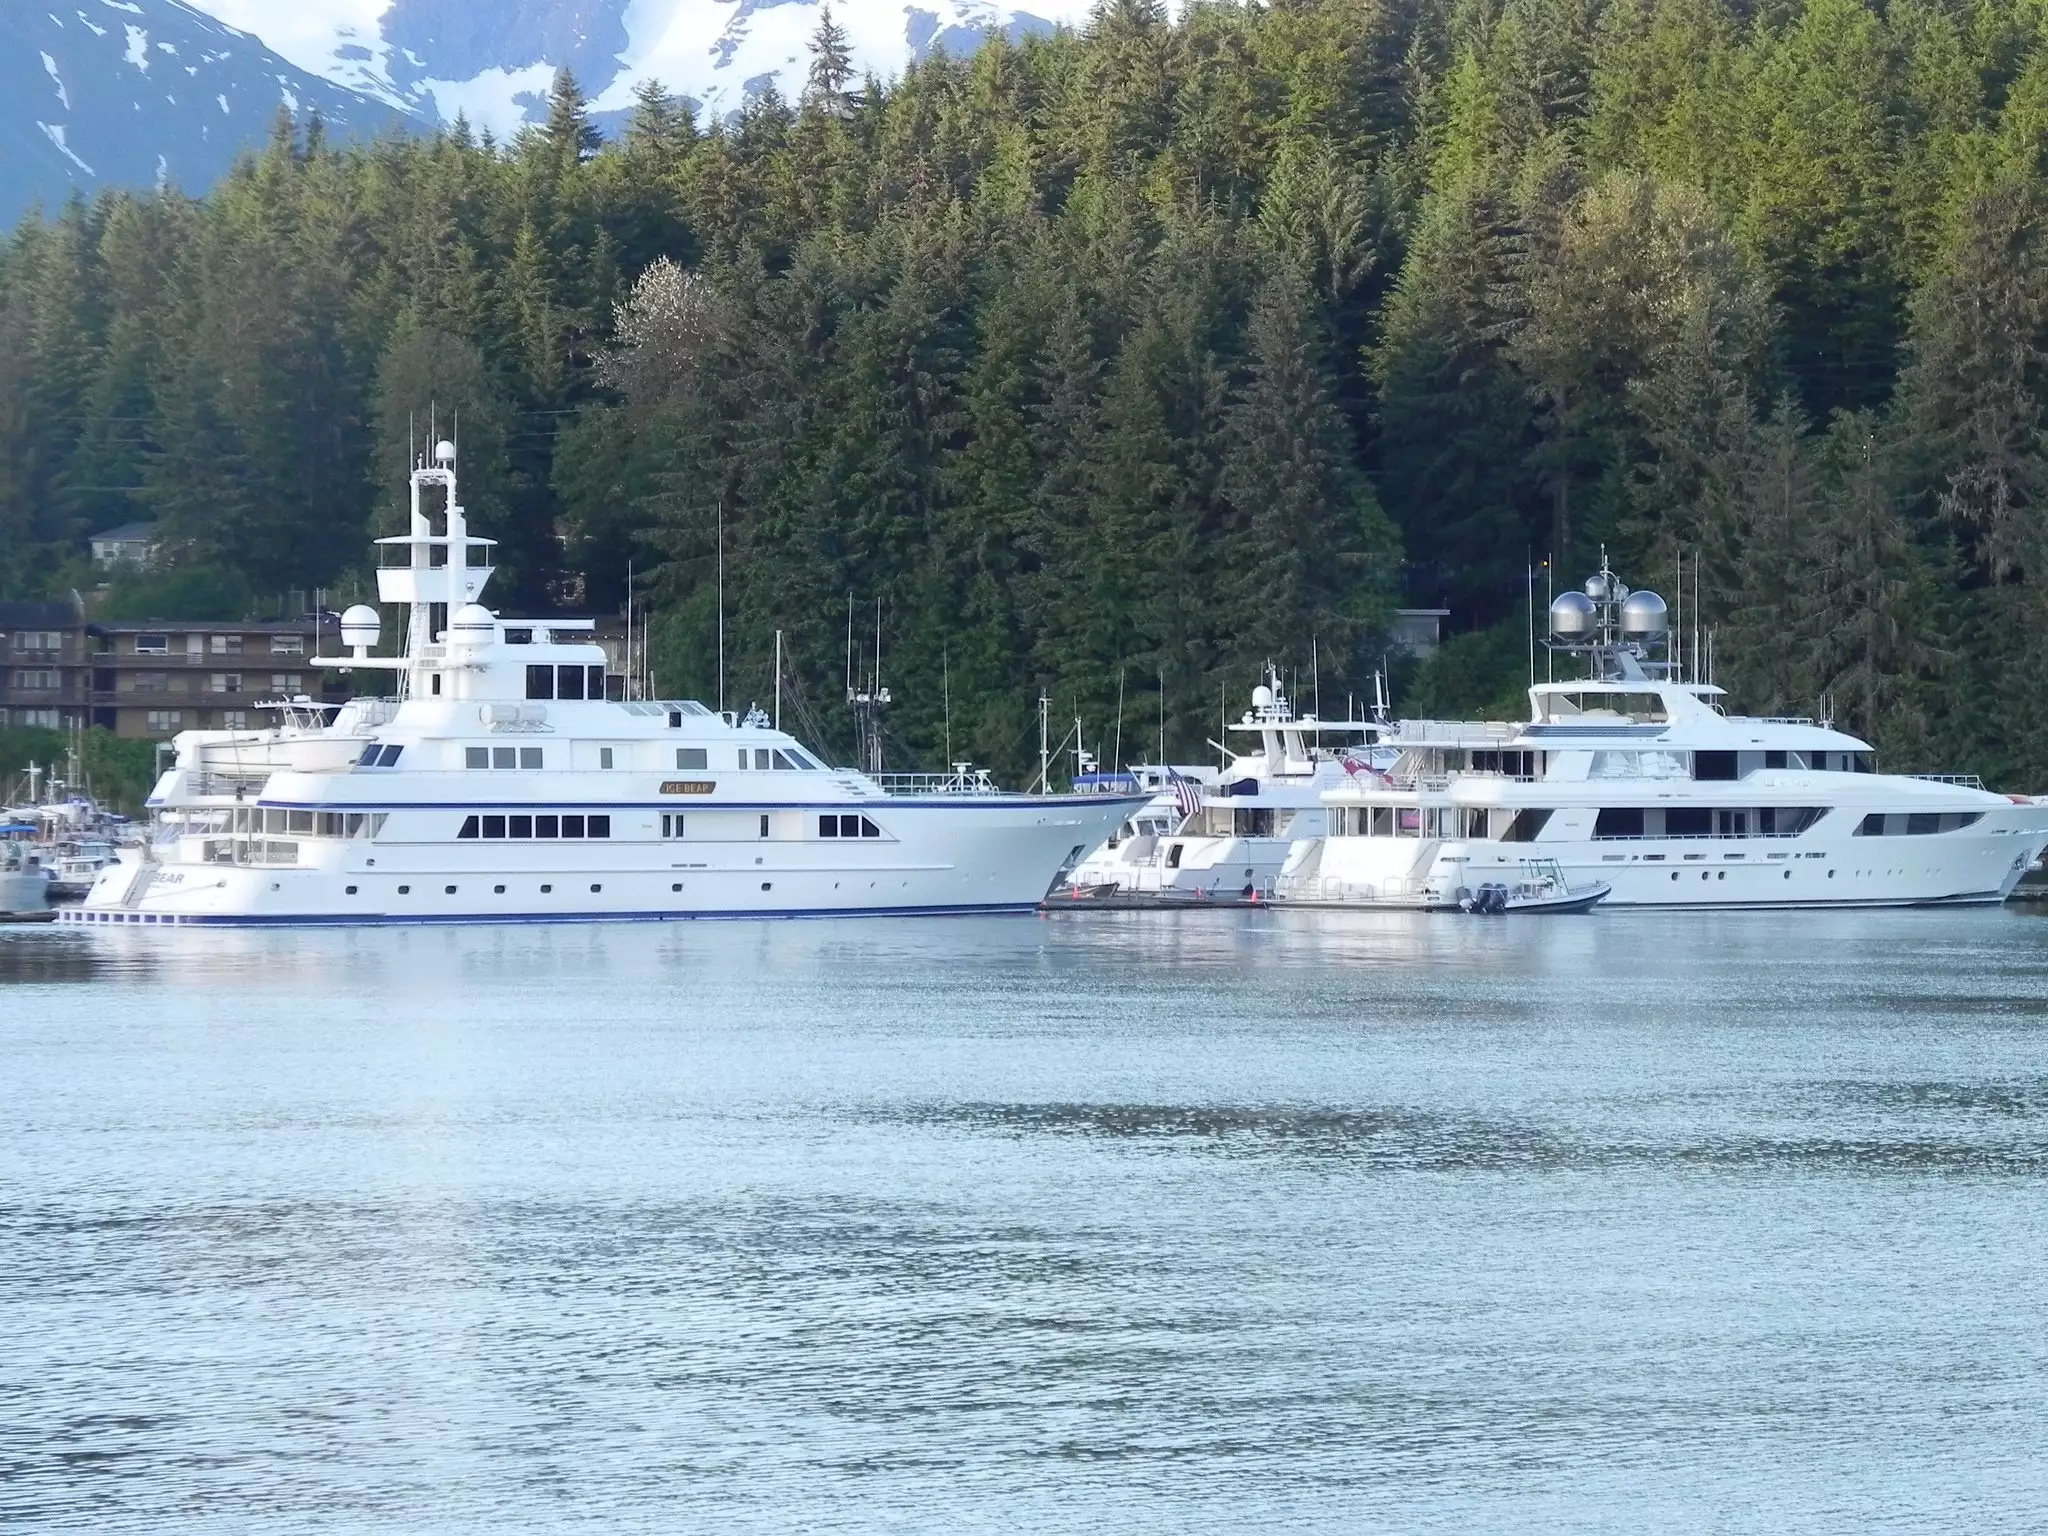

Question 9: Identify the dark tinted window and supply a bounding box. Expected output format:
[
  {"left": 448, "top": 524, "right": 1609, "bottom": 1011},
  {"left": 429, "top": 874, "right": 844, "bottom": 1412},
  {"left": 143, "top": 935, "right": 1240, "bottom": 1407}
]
[
  {"left": 555, "top": 665, "right": 585, "bottom": 700},
  {"left": 378, "top": 745, "right": 404, "bottom": 766},
  {"left": 535, "top": 815, "right": 559, "bottom": 838},
  {"left": 819, "top": 815, "right": 839, "bottom": 837},
  {"left": 526, "top": 664, "right": 554, "bottom": 700},
  {"left": 562, "top": 815, "right": 585, "bottom": 837},
  {"left": 1667, "top": 807, "right": 1711, "bottom": 836},
  {"left": 482, "top": 815, "right": 506, "bottom": 838},
  {"left": 509, "top": 815, "right": 533, "bottom": 838},
  {"left": 859, "top": 817, "right": 881, "bottom": 838},
  {"left": 1692, "top": 751, "right": 1737, "bottom": 781},
  {"left": 1907, "top": 813, "right": 1939, "bottom": 835},
  {"left": 458, "top": 816, "right": 479, "bottom": 839},
  {"left": 504, "top": 628, "right": 532, "bottom": 645},
  {"left": 1594, "top": 807, "right": 1644, "bottom": 838},
  {"left": 588, "top": 815, "right": 610, "bottom": 838},
  {"left": 1498, "top": 809, "right": 1552, "bottom": 843},
  {"left": 1855, "top": 813, "right": 1884, "bottom": 836},
  {"left": 1765, "top": 751, "right": 1786, "bottom": 769},
  {"left": 588, "top": 665, "right": 606, "bottom": 699},
  {"left": 359, "top": 741, "right": 382, "bottom": 765}
]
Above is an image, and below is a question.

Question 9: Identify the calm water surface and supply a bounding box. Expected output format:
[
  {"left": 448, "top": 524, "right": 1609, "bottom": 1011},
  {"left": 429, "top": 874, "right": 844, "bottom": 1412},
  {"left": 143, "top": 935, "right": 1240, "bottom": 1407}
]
[{"left": 4, "top": 907, "right": 2048, "bottom": 1532}]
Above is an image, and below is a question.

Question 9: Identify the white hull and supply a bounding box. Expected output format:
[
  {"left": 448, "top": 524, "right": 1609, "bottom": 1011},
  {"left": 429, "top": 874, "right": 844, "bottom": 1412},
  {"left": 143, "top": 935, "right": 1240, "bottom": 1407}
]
[
  {"left": 1278, "top": 811, "right": 2047, "bottom": 911},
  {"left": 64, "top": 795, "right": 1130, "bottom": 926}
]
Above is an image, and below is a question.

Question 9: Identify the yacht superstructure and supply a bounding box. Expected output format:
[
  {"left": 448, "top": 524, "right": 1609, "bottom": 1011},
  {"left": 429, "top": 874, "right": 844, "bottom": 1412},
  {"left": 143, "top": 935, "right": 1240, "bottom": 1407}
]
[
  {"left": 1076, "top": 676, "right": 1390, "bottom": 900},
  {"left": 1277, "top": 565, "right": 2048, "bottom": 909},
  {"left": 67, "top": 444, "right": 1141, "bottom": 926}
]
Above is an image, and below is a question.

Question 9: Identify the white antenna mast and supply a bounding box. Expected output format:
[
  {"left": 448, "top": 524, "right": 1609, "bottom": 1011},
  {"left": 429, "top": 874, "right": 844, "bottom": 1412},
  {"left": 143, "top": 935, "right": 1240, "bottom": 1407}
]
[{"left": 715, "top": 497, "right": 726, "bottom": 716}]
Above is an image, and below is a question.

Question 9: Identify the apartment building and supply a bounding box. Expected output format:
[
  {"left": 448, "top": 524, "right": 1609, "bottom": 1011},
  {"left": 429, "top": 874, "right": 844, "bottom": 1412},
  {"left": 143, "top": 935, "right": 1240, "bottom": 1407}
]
[
  {"left": 0, "top": 598, "right": 92, "bottom": 730},
  {"left": 89, "top": 618, "right": 344, "bottom": 739}
]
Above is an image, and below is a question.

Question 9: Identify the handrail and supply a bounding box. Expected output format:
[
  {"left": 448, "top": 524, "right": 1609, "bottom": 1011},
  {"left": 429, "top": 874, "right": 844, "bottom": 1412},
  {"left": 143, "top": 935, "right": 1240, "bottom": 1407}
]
[
  {"left": 1905, "top": 773, "right": 1986, "bottom": 790},
  {"left": 875, "top": 770, "right": 1001, "bottom": 795}
]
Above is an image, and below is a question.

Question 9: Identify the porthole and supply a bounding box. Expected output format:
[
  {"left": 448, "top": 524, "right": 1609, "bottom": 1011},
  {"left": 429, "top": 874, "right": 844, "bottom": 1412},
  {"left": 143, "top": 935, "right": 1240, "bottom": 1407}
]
[
  {"left": 345, "top": 885, "right": 358, "bottom": 895},
  {"left": 1717, "top": 871, "right": 1725, "bottom": 881},
  {"left": 397, "top": 884, "right": 410, "bottom": 894},
  {"left": 540, "top": 884, "right": 553, "bottom": 893},
  {"left": 1671, "top": 872, "right": 1679, "bottom": 881},
  {"left": 494, "top": 884, "right": 505, "bottom": 894},
  {"left": 1783, "top": 870, "right": 1791, "bottom": 879},
  {"left": 1828, "top": 870, "right": 1836, "bottom": 879},
  {"left": 445, "top": 885, "right": 457, "bottom": 895},
  {"left": 671, "top": 883, "right": 682, "bottom": 893},
  {"left": 761, "top": 882, "right": 772, "bottom": 891},
  {"left": 590, "top": 883, "right": 602, "bottom": 893}
]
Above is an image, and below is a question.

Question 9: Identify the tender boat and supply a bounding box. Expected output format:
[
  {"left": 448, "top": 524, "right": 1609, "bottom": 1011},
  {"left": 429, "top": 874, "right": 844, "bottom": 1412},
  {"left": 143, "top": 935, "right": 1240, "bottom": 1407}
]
[
  {"left": 1277, "top": 561, "right": 2048, "bottom": 910},
  {"left": 65, "top": 442, "right": 1143, "bottom": 927},
  {"left": 1460, "top": 860, "right": 1609, "bottom": 914}
]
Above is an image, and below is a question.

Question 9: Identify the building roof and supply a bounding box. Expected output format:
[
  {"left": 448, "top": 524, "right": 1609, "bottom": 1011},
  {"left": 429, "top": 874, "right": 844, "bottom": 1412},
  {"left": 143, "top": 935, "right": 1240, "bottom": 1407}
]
[
  {"left": 92, "top": 617, "right": 329, "bottom": 634},
  {"left": 90, "top": 522, "right": 158, "bottom": 543},
  {"left": 0, "top": 599, "right": 83, "bottom": 628}
]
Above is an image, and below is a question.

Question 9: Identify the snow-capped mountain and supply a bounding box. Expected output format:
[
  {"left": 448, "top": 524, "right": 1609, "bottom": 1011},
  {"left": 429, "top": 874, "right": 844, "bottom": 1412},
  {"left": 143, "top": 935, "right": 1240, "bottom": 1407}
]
[
  {"left": 3, "top": 0, "right": 420, "bottom": 223},
  {"left": 185, "top": 0, "right": 1087, "bottom": 138}
]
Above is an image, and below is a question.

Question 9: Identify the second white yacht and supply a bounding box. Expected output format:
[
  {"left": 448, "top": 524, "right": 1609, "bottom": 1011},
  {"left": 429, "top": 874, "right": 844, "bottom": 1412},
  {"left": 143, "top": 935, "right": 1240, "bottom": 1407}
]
[{"left": 1276, "top": 565, "right": 2048, "bottom": 909}]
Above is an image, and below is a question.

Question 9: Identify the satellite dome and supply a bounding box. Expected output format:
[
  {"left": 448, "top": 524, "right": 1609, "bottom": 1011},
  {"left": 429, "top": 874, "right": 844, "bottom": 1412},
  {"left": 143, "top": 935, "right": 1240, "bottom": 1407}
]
[
  {"left": 449, "top": 603, "right": 495, "bottom": 636},
  {"left": 1549, "top": 590, "right": 1597, "bottom": 639},
  {"left": 1584, "top": 572, "right": 1612, "bottom": 602},
  {"left": 339, "top": 604, "right": 380, "bottom": 648},
  {"left": 1619, "top": 589, "right": 1669, "bottom": 638},
  {"left": 435, "top": 440, "right": 456, "bottom": 464},
  {"left": 1251, "top": 684, "right": 1275, "bottom": 711}
]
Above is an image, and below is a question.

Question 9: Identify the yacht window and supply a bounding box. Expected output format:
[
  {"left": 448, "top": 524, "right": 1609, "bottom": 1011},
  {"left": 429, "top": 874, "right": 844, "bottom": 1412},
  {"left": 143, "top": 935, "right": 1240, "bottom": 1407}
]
[
  {"left": 556, "top": 665, "right": 586, "bottom": 700},
  {"left": 1716, "top": 810, "right": 1748, "bottom": 836},
  {"left": 1692, "top": 751, "right": 1737, "bottom": 781},
  {"left": 661, "top": 814, "right": 685, "bottom": 838},
  {"left": 860, "top": 816, "right": 881, "bottom": 838},
  {"left": 677, "top": 748, "right": 707, "bottom": 770},
  {"left": 1396, "top": 808, "right": 1421, "bottom": 835},
  {"left": 360, "top": 742, "right": 384, "bottom": 766},
  {"left": 504, "top": 628, "right": 532, "bottom": 645},
  {"left": 509, "top": 815, "right": 533, "bottom": 838},
  {"left": 1855, "top": 753, "right": 1876, "bottom": 772},
  {"left": 482, "top": 815, "right": 506, "bottom": 838},
  {"left": 520, "top": 748, "right": 543, "bottom": 770},
  {"left": 1907, "top": 813, "right": 1938, "bottom": 835},
  {"left": 563, "top": 815, "right": 585, "bottom": 837},
  {"left": 466, "top": 747, "right": 488, "bottom": 769},
  {"left": 1497, "top": 808, "right": 1553, "bottom": 842},
  {"left": 600, "top": 747, "right": 614, "bottom": 770},
  {"left": 1765, "top": 751, "right": 1786, "bottom": 769},
  {"left": 493, "top": 747, "right": 516, "bottom": 770},
  {"left": 526, "top": 665, "right": 554, "bottom": 700},
  {"left": 588, "top": 816, "right": 610, "bottom": 838},
  {"left": 1594, "top": 807, "right": 1645, "bottom": 838},
  {"left": 588, "top": 665, "right": 606, "bottom": 699},
  {"left": 759, "top": 814, "right": 771, "bottom": 838},
  {"left": 286, "top": 811, "right": 313, "bottom": 835},
  {"left": 819, "top": 815, "right": 839, "bottom": 838},
  {"left": 756, "top": 749, "right": 772, "bottom": 770},
  {"left": 536, "top": 815, "right": 559, "bottom": 838},
  {"left": 371, "top": 745, "right": 400, "bottom": 766},
  {"left": 786, "top": 748, "right": 821, "bottom": 769},
  {"left": 430, "top": 674, "right": 442, "bottom": 696},
  {"left": 772, "top": 750, "right": 800, "bottom": 770},
  {"left": 1667, "top": 807, "right": 1712, "bottom": 836},
  {"left": 737, "top": 750, "right": 749, "bottom": 769}
]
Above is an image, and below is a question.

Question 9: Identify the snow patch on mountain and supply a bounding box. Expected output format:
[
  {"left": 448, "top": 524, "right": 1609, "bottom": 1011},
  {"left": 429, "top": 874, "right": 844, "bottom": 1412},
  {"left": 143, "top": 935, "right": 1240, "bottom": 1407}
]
[{"left": 177, "top": 0, "right": 1092, "bottom": 139}]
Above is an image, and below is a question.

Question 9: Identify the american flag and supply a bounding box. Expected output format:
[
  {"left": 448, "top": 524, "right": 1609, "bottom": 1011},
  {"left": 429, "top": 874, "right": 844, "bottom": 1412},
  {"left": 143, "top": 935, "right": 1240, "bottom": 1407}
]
[{"left": 1165, "top": 769, "right": 1203, "bottom": 822}]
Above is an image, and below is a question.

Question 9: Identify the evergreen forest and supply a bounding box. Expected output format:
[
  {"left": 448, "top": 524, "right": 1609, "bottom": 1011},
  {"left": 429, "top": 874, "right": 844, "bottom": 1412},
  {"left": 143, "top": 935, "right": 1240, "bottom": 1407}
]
[{"left": 8, "top": 0, "right": 2048, "bottom": 786}]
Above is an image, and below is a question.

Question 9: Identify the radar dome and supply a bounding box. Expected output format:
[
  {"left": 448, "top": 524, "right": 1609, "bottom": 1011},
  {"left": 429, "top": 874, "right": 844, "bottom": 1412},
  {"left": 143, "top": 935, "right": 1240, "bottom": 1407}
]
[
  {"left": 449, "top": 603, "right": 495, "bottom": 637},
  {"left": 435, "top": 440, "right": 456, "bottom": 464},
  {"left": 339, "top": 604, "right": 380, "bottom": 649},
  {"left": 1549, "top": 590, "right": 1597, "bottom": 639},
  {"left": 1620, "top": 589, "right": 1669, "bottom": 638},
  {"left": 1584, "top": 572, "right": 1612, "bottom": 602},
  {"left": 1251, "top": 684, "right": 1275, "bottom": 711}
]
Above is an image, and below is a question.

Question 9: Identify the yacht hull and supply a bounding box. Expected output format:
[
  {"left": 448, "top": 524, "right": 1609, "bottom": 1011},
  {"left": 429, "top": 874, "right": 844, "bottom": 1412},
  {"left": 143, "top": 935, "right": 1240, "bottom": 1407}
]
[
  {"left": 63, "top": 796, "right": 1138, "bottom": 927},
  {"left": 1279, "top": 810, "right": 2048, "bottom": 911}
]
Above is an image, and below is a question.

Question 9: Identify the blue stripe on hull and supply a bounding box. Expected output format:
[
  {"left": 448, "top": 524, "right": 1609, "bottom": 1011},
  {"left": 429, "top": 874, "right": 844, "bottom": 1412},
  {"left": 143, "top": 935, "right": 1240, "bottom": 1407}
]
[{"left": 64, "top": 900, "right": 1040, "bottom": 928}]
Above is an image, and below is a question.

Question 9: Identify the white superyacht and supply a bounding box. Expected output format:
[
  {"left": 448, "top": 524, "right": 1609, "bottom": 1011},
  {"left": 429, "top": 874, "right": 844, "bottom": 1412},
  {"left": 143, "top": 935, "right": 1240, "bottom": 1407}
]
[
  {"left": 1276, "top": 564, "right": 2048, "bottom": 910},
  {"left": 67, "top": 445, "right": 1142, "bottom": 926},
  {"left": 1068, "top": 674, "right": 1390, "bottom": 900}
]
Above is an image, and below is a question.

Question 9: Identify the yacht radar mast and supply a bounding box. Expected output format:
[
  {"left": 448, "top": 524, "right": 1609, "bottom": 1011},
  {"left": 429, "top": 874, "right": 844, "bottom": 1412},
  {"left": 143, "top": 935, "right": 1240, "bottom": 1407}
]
[{"left": 1543, "top": 550, "right": 1672, "bottom": 683}]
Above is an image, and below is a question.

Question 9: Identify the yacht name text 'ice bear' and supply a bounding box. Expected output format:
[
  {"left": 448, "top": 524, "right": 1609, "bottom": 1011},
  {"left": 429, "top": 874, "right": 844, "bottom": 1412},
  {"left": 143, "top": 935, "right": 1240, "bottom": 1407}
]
[{"left": 69, "top": 443, "right": 1141, "bottom": 926}]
